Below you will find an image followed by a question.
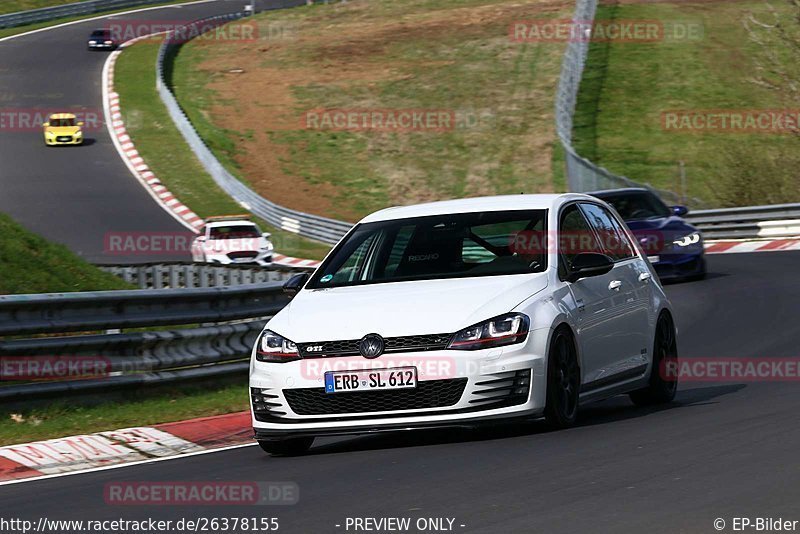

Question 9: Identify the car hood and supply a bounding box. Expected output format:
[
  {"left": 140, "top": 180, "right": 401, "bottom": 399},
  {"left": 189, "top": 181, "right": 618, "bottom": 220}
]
[
  {"left": 267, "top": 273, "right": 549, "bottom": 342},
  {"left": 625, "top": 216, "right": 698, "bottom": 251},
  {"left": 46, "top": 127, "right": 81, "bottom": 135}
]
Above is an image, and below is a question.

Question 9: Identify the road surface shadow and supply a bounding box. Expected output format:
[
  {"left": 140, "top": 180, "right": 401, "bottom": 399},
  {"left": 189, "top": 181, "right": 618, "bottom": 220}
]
[{"left": 301, "top": 384, "right": 745, "bottom": 456}]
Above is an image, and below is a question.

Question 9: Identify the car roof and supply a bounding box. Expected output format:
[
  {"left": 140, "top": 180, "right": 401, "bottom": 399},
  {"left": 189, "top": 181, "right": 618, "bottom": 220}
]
[
  {"left": 359, "top": 193, "right": 597, "bottom": 223},
  {"left": 49, "top": 113, "right": 77, "bottom": 120},
  {"left": 205, "top": 220, "right": 257, "bottom": 228},
  {"left": 586, "top": 187, "right": 651, "bottom": 197}
]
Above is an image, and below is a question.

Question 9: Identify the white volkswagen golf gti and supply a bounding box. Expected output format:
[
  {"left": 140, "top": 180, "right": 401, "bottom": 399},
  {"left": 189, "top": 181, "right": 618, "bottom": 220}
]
[{"left": 250, "top": 194, "right": 678, "bottom": 455}]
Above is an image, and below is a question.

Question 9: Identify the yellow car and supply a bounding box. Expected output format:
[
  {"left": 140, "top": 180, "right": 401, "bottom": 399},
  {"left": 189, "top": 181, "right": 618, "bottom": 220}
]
[{"left": 43, "top": 113, "right": 84, "bottom": 146}]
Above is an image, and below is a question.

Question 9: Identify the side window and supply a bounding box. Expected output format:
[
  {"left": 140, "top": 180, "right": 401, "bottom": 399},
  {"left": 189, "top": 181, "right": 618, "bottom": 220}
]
[
  {"left": 605, "top": 209, "right": 638, "bottom": 259},
  {"left": 578, "top": 203, "right": 635, "bottom": 261},
  {"left": 558, "top": 204, "right": 601, "bottom": 276},
  {"left": 329, "top": 233, "right": 379, "bottom": 284}
]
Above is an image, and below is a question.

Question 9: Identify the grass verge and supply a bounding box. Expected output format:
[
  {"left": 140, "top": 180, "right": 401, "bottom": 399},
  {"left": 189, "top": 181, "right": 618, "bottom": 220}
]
[
  {"left": 113, "top": 37, "right": 332, "bottom": 259},
  {"left": 170, "top": 0, "right": 571, "bottom": 223},
  {"left": 0, "top": 213, "right": 132, "bottom": 294},
  {"left": 571, "top": 1, "right": 800, "bottom": 205},
  {"left": 0, "top": 383, "right": 247, "bottom": 446}
]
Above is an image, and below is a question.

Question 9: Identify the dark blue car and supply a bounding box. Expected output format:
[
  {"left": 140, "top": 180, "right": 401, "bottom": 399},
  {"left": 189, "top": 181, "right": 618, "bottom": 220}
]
[{"left": 589, "top": 188, "right": 706, "bottom": 282}]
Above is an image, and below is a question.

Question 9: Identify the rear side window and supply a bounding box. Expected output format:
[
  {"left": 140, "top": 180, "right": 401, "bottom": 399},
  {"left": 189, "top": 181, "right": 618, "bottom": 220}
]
[{"left": 578, "top": 203, "right": 635, "bottom": 261}]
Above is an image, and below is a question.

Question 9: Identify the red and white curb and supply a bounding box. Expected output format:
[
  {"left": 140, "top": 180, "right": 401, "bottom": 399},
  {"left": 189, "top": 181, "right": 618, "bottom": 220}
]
[
  {"left": 704, "top": 238, "right": 800, "bottom": 254},
  {"left": 0, "top": 411, "right": 251, "bottom": 482},
  {"left": 272, "top": 253, "right": 321, "bottom": 269},
  {"left": 103, "top": 39, "right": 323, "bottom": 269},
  {"left": 103, "top": 35, "right": 204, "bottom": 234}
]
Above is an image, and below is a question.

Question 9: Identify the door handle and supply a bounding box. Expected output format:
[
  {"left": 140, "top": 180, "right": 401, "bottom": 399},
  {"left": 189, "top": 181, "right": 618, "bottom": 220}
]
[
  {"left": 639, "top": 272, "right": 652, "bottom": 282},
  {"left": 608, "top": 280, "right": 622, "bottom": 291},
  {"left": 576, "top": 298, "right": 585, "bottom": 312}
]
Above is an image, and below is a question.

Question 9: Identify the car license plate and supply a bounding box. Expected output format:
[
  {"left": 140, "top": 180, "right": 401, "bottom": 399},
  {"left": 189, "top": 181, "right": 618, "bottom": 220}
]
[
  {"left": 324, "top": 367, "right": 417, "bottom": 394},
  {"left": 647, "top": 255, "right": 660, "bottom": 264}
]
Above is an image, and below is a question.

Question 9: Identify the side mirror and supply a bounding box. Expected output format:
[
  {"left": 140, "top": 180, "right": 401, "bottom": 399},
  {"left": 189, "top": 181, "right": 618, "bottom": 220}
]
[
  {"left": 77, "top": 121, "right": 85, "bottom": 127},
  {"left": 567, "top": 253, "right": 614, "bottom": 283},
  {"left": 671, "top": 205, "right": 689, "bottom": 217},
  {"left": 282, "top": 272, "right": 310, "bottom": 295},
  {"left": 43, "top": 122, "right": 49, "bottom": 128},
  {"left": 262, "top": 232, "right": 272, "bottom": 239}
]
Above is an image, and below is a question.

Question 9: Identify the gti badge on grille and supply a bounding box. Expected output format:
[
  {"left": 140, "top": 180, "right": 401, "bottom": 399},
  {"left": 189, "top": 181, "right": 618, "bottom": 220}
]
[{"left": 358, "top": 333, "right": 385, "bottom": 359}]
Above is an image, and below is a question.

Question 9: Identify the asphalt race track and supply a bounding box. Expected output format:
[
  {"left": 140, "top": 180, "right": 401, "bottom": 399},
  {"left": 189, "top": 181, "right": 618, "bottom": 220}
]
[
  {"left": 2, "top": 251, "right": 799, "bottom": 533},
  {"left": 0, "top": 0, "right": 250, "bottom": 263}
]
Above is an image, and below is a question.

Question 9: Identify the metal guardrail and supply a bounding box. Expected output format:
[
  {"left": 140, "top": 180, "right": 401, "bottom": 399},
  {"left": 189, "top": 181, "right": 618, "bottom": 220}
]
[
  {"left": 0, "top": 283, "right": 289, "bottom": 403},
  {"left": 554, "top": 0, "right": 705, "bottom": 208},
  {"left": 0, "top": 0, "right": 175, "bottom": 29},
  {"left": 99, "top": 263, "right": 299, "bottom": 289},
  {"left": 155, "top": 9, "right": 355, "bottom": 245},
  {"left": 686, "top": 203, "right": 800, "bottom": 240}
]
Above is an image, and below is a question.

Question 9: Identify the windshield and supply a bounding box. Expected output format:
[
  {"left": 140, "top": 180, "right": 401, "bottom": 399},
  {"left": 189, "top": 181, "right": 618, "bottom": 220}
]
[
  {"left": 307, "top": 209, "right": 547, "bottom": 289},
  {"left": 596, "top": 191, "right": 670, "bottom": 221},
  {"left": 91, "top": 30, "right": 109, "bottom": 38},
  {"left": 49, "top": 118, "right": 75, "bottom": 127},
  {"left": 208, "top": 225, "right": 261, "bottom": 239}
]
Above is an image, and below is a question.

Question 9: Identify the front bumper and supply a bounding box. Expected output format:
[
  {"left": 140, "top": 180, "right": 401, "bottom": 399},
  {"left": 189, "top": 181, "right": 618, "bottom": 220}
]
[
  {"left": 249, "top": 328, "right": 549, "bottom": 438},
  {"left": 205, "top": 252, "right": 273, "bottom": 266},
  {"left": 87, "top": 42, "right": 117, "bottom": 50},
  {"left": 45, "top": 135, "right": 83, "bottom": 146},
  {"left": 651, "top": 251, "right": 705, "bottom": 280}
]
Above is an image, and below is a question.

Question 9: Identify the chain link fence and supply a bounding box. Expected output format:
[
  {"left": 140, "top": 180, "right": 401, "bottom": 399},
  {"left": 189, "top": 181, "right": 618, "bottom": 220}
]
[{"left": 555, "top": 0, "right": 706, "bottom": 207}]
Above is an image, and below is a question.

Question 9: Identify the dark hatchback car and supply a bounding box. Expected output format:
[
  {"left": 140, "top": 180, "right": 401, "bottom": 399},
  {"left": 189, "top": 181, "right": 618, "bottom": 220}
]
[
  {"left": 590, "top": 188, "right": 705, "bottom": 281},
  {"left": 87, "top": 29, "right": 118, "bottom": 51}
]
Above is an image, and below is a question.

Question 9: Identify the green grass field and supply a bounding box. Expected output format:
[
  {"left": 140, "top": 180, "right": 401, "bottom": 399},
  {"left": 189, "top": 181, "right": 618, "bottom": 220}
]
[
  {"left": 0, "top": 383, "right": 247, "bottom": 446},
  {"left": 572, "top": 1, "right": 800, "bottom": 206},
  {"left": 170, "top": 0, "right": 571, "bottom": 222},
  {"left": 0, "top": 213, "right": 131, "bottom": 294},
  {"left": 113, "top": 39, "right": 332, "bottom": 259}
]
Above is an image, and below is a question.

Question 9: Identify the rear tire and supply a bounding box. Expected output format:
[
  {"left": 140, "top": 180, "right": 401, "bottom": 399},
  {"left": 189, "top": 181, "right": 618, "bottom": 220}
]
[
  {"left": 630, "top": 313, "right": 678, "bottom": 406},
  {"left": 544, "top": 327, "right": 580, "bottom": 428},
  {"left": 257, "top": 437, "right": 314, "bottom": 456}
]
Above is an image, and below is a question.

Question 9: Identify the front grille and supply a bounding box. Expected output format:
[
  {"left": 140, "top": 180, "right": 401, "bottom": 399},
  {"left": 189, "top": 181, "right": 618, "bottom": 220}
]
[
  {"left": 284, "top": 378, "right": 467, "bottom": 415},
  {"left": 56, "top": 136, "right": 72, "bottom": 142},
  {"left": 229, "top": 251, "right": 258, "bottom": 260},
  {"left": 298, "top": 333, "right": 451, "bottom": 358}
]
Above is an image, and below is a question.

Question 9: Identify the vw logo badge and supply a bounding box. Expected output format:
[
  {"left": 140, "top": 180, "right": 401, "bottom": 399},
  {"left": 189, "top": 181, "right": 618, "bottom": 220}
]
[{"left": 358, "top": 334, "right": 385, "bottom": 359}]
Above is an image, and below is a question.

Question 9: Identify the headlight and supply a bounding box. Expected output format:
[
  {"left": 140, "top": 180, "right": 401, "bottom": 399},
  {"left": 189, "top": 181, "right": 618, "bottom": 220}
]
[
  {"left": 104, "top": 40, "right": 113, "bottom": 45},
  {"left": 255, "top": 330, "right": 299, "bottom": 362},
  {"left": 673, "top": 232, "right": 700, "bottom": 247},
  {"left": 448, "top": 313, "right": 530, "bottom": 351},
  {"left": 89, "top": 40, "right": 97, "bottom": 44}
]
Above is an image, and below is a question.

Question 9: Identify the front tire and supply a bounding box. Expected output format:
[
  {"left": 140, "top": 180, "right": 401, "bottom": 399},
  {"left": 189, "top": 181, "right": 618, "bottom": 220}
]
[
  {"left": 257, "top": 437, "right": 314, "bottom": 456},
  {"left": 630, "top": 313, "right": 678, "bottom": 405},
  {"left": 544, "top": 327, "right": 580, "bottom": 428}
]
